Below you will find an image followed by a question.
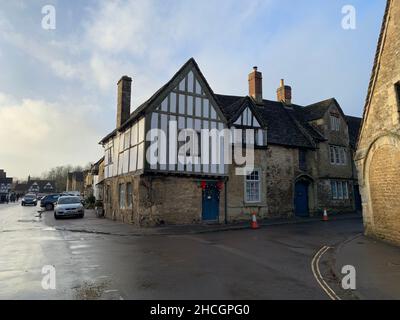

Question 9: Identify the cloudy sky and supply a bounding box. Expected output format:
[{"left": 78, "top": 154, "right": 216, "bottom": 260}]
[{"left": 0, "top": 0, "right": 386, "bottom": 179}]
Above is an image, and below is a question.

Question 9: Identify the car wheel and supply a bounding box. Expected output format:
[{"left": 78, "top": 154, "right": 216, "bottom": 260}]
[
  {"left": 79, "top": 214, "right": 84, "bottom": 219},
  {"left": 46, "top": 203, "right": 53, "bottom": 211},
  {"left": 21, "top": 203, "right": 24, "bottom": 206},
  {"left": 54, "top": 213, "right": 59, "bottom": 220}
]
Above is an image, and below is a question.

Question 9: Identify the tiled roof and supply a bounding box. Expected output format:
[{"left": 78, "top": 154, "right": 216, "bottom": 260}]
[{"left": 216, "top": 94, "right": 327, "bottom": 149}]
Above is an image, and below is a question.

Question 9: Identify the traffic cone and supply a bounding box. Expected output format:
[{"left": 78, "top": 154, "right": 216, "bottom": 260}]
[
  {"left": 251, "top": 212, "right": 259, "bottom": 229},
  {"left": 323, "top": 208, "right": 329, "bottom": 222}
]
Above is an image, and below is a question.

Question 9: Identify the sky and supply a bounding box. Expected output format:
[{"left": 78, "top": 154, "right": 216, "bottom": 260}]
[{"left": 0, "top": 0, "right": 387, "bottom": 179}]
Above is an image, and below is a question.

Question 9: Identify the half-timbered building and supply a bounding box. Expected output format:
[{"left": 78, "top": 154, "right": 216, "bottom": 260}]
[{"left": 100, "top": 58, "right": 361, "bottom": 226}]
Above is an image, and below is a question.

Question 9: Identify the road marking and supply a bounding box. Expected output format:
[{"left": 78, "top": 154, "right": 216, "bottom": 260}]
[
  {"left": 311, "top": 245, "right": 341, "bottom": 300},
  {"left": 69, "top": 244, "right": 90, "bottom": 250}
]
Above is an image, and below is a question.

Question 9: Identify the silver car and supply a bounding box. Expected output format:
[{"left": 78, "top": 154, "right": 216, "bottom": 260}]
[{"left": 54, "top": 196, "right": 84, "bottom": 219}]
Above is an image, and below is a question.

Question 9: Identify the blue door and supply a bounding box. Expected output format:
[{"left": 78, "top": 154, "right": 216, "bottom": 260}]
[
  {"left": 202, "top": 182, "right": 220, "bottom": 222},
  {"left": 294, "top": 181, "right": 309, "bottom": 217}
]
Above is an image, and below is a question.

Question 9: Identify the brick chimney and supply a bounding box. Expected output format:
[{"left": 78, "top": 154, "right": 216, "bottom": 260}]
[
  {"left": 116, "top": 75, "right": 132, "bottom": 128},
  {"left": 277, "top": 79, "right": 292, "bottom": 105},
  {"left": 248, "top": 66, "right": 263, "bottom": 104}
]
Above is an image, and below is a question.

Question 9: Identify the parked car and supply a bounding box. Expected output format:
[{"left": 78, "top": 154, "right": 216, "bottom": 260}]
[
  {"left": 54, "top": 196, "right": 84, "bottom": 219},
  {"left": 40, "top": 194, "right": 60, "bottom": 211},
  {"left": 21, "top": 194, "right": 37, "bottom": 206},
  {"left": 62, "top": 191, "right": 81, "bottom": 197}
]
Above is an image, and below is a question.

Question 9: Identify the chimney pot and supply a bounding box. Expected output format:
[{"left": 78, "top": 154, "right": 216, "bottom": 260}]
[
  {"left": 248, "top": 67, "right": 263, "bottom": 104},
  {"left": 277, "top": 79, "right": 292, "bottom": 105}
]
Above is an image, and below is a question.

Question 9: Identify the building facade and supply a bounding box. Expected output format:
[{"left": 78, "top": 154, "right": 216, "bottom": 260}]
[
  {"left": 0, "top": 169, "right": 13, "bottom": 203},
  {"left": 13, "top": 176, "right": 56, "bottom": 196},
  {"left": 100, "top": 58, "right": 361, "bottom": 226},
  {"left": 356, "top": 0, "right": 400, "bottom": 245},
  {"left": 66, "top": 171, "right": 85, "bottom": 194}
]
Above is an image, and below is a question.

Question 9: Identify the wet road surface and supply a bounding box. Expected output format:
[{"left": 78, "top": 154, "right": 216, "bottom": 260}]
[{"left": 0, "top": 202, "right": 363, "bottom": 299}]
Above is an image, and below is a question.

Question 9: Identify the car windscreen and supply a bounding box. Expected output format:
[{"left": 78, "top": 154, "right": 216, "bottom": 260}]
[
  {"left": 57, "top": 197, "right": 81, "bottom": 205},
  {"left": 25, "top": 195, "right": 35, "bottom": 199}
]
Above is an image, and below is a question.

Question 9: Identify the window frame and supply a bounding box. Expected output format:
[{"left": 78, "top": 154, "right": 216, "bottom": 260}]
[
  {"left": 244, "top": 169, "right": 261, "bottom": 203},
  {"left": 330, "top": 114, "right": 340, "bottom": 131},
  {"left": 126, "top": 182, "right": 133, "bottom": 208},
  {"left": 119, "top": 183, "right": 125, "bottom": 209},
  {"left": 329, "top": 145, "right": 347, "bottom": 165},
  {"left": 331, "top": 181, "right": 350, "bottom": 200}
]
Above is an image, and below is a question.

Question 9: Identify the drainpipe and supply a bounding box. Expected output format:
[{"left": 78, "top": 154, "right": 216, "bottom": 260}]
[{"left": 224, "top": 177, "right": 228, "bottom": 225}]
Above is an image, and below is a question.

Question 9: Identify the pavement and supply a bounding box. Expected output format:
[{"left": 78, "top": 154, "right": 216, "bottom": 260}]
[
  {"left": 42, "top": 207, "right": 362, "bottom": 236},
  {"left": 1, "top": 201, "right": 399, "bottom": 300},
  {"left": 331, "top": 234, "right": 400, "bottom": 299}
]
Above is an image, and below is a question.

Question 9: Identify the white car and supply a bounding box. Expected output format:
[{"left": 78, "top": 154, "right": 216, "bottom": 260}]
[{"left": 54, "top": 196, "right": 84, "bottom": 219}]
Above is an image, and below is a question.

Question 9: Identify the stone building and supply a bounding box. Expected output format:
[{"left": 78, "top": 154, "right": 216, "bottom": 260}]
[
  {"left": 83, "top": 157, "right": 104, "bottom": 200},
  {"left": 99, "top": 58, "right": 361, "bottom": 226},
  {"left": 355, "top": 0, "right": 400, "bottom": 245},
  {"left": 66, "top": 171, "right": 85, "bottom": 194}
]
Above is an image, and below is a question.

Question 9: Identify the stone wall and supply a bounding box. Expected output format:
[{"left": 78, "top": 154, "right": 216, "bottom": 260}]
[
  {"left": 356, "top": 0, "right": 400, "bottom": 245},
  {"left": 227, "top": 149, "right": 269, "bottom": 221},
  {"left": 104, "top": 174, "right": 226, "bottom": 226}
]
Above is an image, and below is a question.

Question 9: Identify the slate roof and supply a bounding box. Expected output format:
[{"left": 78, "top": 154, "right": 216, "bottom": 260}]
[
  {"left": 100, "top": 57, "right": 361, "bottom": 149},
  {"left": 100, "top": 58, "right": 221, "bottom": 144},
  {"left": 26, "top": 180, "right": 56, "bottom": 193},
  {"left": 300, "top": 98, "right": 336, "bottom": 121},
  {"left": 215, "top": 94, "right": 328, "bottom": 149}
]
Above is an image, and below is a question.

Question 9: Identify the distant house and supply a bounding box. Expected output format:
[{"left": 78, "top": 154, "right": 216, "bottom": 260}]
[
  {"left": 83, "top": 157, "right": 104, "bottom": 199},
  {"left": 0, "top": 169, "right": 13, "bottom": 202},
  {"left": 13, "top": 176, "right": 57, "bottom": 195},
  {"left": 66, "top": 171, "right": 85, "bottom": 194}
]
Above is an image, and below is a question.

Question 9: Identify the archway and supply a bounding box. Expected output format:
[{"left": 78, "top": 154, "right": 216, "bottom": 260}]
[{"left": 369, "top": 144, "right": 400, "bottom": 230}]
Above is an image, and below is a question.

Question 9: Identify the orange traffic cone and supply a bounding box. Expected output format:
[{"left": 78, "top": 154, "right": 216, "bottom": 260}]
[
  {"left": 323, "top": 208, "right": 329, "bottom": 222},
  {"left": 251, "top": 212, "right": 259, "bottom": 229}
]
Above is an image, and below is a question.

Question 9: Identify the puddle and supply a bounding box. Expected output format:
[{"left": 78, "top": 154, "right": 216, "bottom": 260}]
[
  {"left": 73, "top": 280, "right": 110, "bottom": 300},
  {"left": 18, "top": 219, "right": 40, "bottom": 223},
  {"left": 42, "top": 227, "right": 57, "bottom": 231}
]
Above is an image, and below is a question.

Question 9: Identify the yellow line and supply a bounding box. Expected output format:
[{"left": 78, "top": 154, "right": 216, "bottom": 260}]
[{"left": 311, "top": 246, "right": 341, "bottom": 300}]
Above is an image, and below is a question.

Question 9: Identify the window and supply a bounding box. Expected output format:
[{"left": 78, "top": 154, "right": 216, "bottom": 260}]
[
  {"left": 127, "top": 183, "right": 132, "bottom": 208},
  {"left": 330, "top": 114, "right": 340, "bottom": 131},
  {"left": 106, "top": 185, "right": 111, "bottom": 204},
  {"left": 119, "top": 183, "right": 125, "bottom": 209},
  {"left": 299, "top": 149, "right": 307, "bottom": 171},
  {"left": 124, "top": 131, "right": 130, "bottom": 150},
  {"left": 245, "top": 169, "right": 261, "bottom": 203},
  {"left": 331, "top": 181, "right": 349, "bottom": 200},
  {"left": 255, "top": 129, "right": 267, "bottom": 146},
  {"left": 329, "top": 146, "right": 347, "bottom": 165}
]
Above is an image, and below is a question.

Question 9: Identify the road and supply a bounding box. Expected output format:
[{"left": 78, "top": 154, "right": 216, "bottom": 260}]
[{"left": 0, "top": 202, "right": 363, "bottom": 300}]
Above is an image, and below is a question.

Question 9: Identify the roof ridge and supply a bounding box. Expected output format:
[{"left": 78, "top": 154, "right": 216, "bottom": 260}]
[{"left": 281, "top": 104, "right": 318, "bottom": 148}]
